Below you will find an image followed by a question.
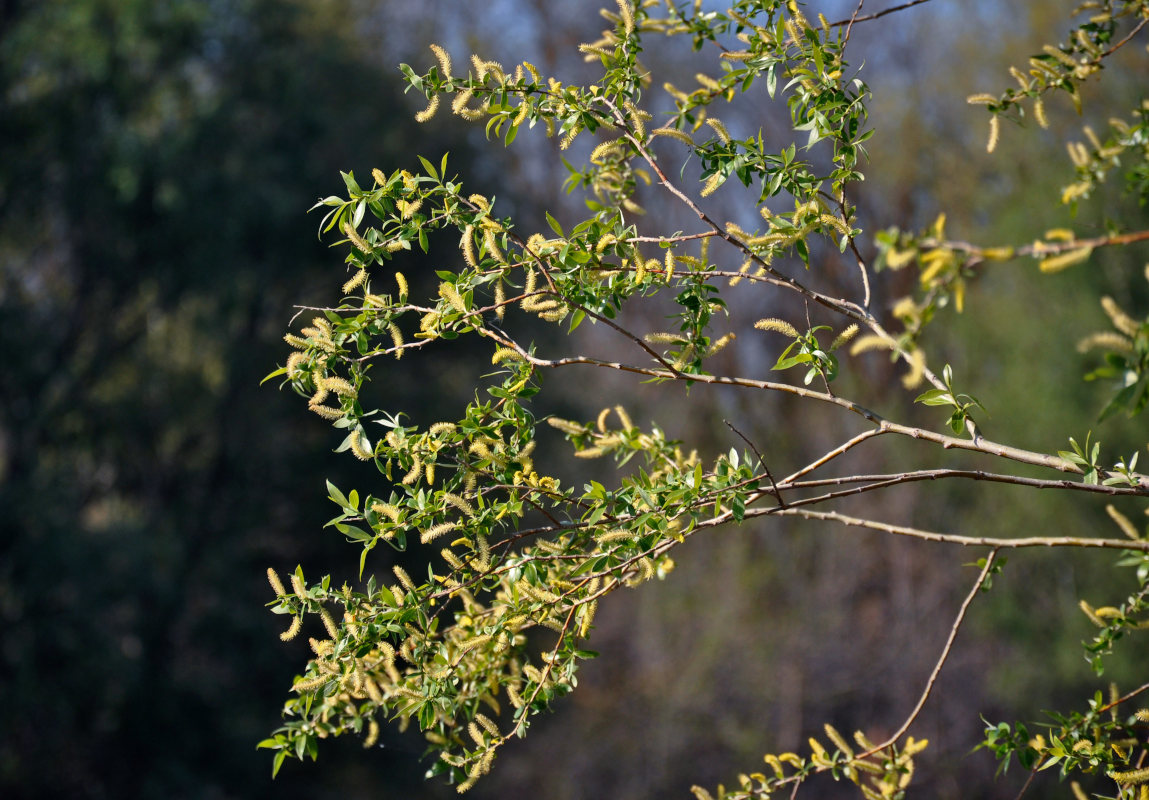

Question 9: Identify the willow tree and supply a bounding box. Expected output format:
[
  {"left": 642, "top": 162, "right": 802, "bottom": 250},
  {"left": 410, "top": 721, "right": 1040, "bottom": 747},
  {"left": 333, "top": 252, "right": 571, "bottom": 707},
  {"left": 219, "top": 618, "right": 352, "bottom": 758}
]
[{"left": 260, "top": 1, "right": 1149, "bottom": 796}]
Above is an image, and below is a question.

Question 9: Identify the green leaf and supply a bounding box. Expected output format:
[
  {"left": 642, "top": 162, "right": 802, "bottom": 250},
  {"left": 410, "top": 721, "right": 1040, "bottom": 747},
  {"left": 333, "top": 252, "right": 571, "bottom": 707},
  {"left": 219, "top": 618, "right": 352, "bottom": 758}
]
[
  {"left": 261, "top": 366, "right": 288, "bottom": 385},
  {"left": 417, "top": 155, "right": 438, "bottom": 182},
  {"left": 326, "top": 480, "right": 349, "bottom": 508},
  {"left": 545, "top": 211, "right": 564, "bottom": 237}
]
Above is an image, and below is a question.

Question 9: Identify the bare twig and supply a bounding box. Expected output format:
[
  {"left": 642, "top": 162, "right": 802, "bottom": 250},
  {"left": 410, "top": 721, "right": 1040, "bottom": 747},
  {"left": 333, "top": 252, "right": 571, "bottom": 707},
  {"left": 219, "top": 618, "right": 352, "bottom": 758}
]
[
  {"left": 830, "top": 0, "right": 935, "bottom": 27},
  {"left": 725, "top": 419, "right": 786, "bottom": 507},
  {"left": 843, "top": 0, "right": 865, "bottom": 46},
  {"left": 780, "top": 429, "right": 885, "bottom": 485},
  {"left": 769, "top": 507, "right": 1149, "bottom": 552},
  {"left": 859, "top": 549, "right": 1000, "bottom": 757}
]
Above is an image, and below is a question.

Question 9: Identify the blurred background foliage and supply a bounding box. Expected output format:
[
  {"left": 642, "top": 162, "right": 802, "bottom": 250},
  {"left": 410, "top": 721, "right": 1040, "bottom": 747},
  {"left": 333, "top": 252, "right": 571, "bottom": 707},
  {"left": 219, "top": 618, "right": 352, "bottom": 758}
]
[{"left": 1, "top": 1, "right": 1146, "bottom": 798}]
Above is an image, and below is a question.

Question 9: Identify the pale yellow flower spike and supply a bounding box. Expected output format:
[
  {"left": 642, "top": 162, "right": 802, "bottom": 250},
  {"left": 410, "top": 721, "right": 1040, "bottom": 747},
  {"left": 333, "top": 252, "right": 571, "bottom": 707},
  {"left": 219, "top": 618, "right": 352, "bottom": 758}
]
[
  {"left": 267, "top": 567, "right": 287, "bottom": 596},
  {"left": 415, "top": 94, "right": 440, "bottom": 124},
  {"left": 829, "top": 323, "right": 859, "bottom": 351},
  {"left": 461, "top": 225, "right": 477, "bottom": 268},
  {"left": 616, "top": 0, "right": 635, "bottom": 34},
  {"left": 700, "top": 172, "right": 723, "bottom": 197},
  {"left": 349, "top": 430, "right": 373, "bottom": 461},
  {"left": 388, "top": 322, "right": 404, "bottom": 360},
  {"left": 1105, "top": 504, "right": 1141, "bottom": 540},
  {"left": 280, "top": 616, "right": 303, "bottom": 642},
  {"left": 1040, "top": 246, "right": 1092, "bottom": 273},
  {"left": 987, "top": 115, "right": 1000, "bottom": 153},
  {"left": 1033, "top": 98, "right": 1048, "bottom": 129},
  {"left": 704, "top": 117, "right": 731, "bottom": 143},
  {"left": 429, "top": 43, "right": 452, "bottom": 77},
  {"left": 901, "top": 348, "right": 926, "bottom": 389},
  {"left": 1101, "top": 296, "right": 1141, "bottom": 337},
  {"left": 493, "top": 279, "right": 506, "bottom": 320},
  {"left": 650, "top": 127, "right": 694, "bottom": 145},
  {"left": 342, "top": 268, "right": 368, "bottom": 295},
  {"left": 754, "top": 318, "right": 799, "bottom": 337}
]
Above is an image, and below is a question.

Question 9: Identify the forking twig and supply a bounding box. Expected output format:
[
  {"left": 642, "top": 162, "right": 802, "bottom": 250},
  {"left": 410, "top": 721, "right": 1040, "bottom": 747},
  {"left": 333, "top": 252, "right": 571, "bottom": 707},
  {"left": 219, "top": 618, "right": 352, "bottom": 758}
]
[{"left": 724, "top": 419, "right": 786, "bottom": 507}]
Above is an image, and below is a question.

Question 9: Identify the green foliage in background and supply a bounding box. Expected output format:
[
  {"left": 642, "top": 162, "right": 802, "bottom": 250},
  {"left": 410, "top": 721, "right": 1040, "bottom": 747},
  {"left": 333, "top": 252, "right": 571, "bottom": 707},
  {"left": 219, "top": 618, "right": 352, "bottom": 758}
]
[{"left": 264, "top": 1, "right": 1149, "bottom": 797}]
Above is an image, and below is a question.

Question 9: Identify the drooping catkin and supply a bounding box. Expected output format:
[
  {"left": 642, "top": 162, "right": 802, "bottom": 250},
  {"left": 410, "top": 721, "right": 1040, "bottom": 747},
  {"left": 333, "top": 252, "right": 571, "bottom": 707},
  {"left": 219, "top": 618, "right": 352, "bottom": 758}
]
[
  {"left": 280, "top": 615, "right": 303, "bottom": 642},
  {"left": 986, "top": 115, "right": 1000, "bottom": 153}
]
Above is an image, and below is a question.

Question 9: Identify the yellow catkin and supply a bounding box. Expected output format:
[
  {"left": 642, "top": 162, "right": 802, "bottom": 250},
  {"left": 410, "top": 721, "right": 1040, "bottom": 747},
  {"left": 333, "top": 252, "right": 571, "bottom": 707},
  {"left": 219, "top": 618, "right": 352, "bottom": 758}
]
[
  {"left": 483, "top": 228, "right": 505, "bottom": 264},
  {"left": 1039, "top": 246, "right": 1093, "bottom": 273},
  {"left": 494, "top": 278, "right": 506, "bottom": 319},
  {"left": 309, "top": 404, "right": 343, "bottom": 420},
  {"left": 292, "top": 673, "right": 331, "bottom": 692},
  {"left": 280, "top": 616, "right": 303, "bottom": 641},
  {"left": 1101, "top": 296, "right": 1141, "bottom": 336},
  {"left": 429, "top": 43, "right": 452, "bottom": 76},
  {"left": 590, "top": 140, "right": 621, "bottom": 164},
  {"left": 342, "top": 268, "right": 368, "bottom": 294},
  {"left": 267, "top": 567, "right": 287, "bottom": 596},
  {"left": 829, "top": 324, "right": 859, "bottom": 351},
  {"left": 986, "top": 115, "right": 1000, "bottom": 153},
  {"left": 707, "top": 332, "right": 736, "bottom": 356},
  {"left": 343, "top": 222, "right": 371, "bottom": 252},
  {"left": 461, "top": 225, "right": 477, "bottom": 268},
  {"left": 704, "top": 117, "right": 731, "bottom": 143},
  {"left": 402, "top": 456, "right": 423, "bottom": 486},
  {"left": 1076, "top": 332, "right": 1133, "bottom": 354},
  {"left": 754, "top": 318, "right": 799, "bottom": 337},
  {"left": 547, "top": 417, "right": 586, "bottom": 435},
  {"left": 491, "top": 347, "right": 522, "bottom": 364},
  {"left": 1109, "top": 767, "right": 1149, "bottom": 785},
  {"left": 443, "top": 493, "right": 476, "bottom": 516},
  {"left": 700, "top": 172, "right": 723, "bottom": 197},
  {"left": 1033, "top": 98, "right": 1048, "bottom": 128},
  {"left": 440, "top": 549, "right": 464, "bottom": 570},
  {"left": 421, "top": 522, "right": 458, "bottom": 544},
  {"left": 966, "top": 93, "right": 997, "bottom": 105},
  {"left": 1106, "top": 504, "right": 1141, "bottom": 540},
  {"left": 824, "top": 724, "right": 854, "bottom": 759},
  {"left": 440, "top": 282, "right": 467, "bottom": 314},
  {"left": 650, "top": 127, "right": 694, "bottom": 145},
  {"left": 393, "top": 565, "right": 416, "bottom": 591},
  {"left": 322, "top": 376, "right": 356, "bottom": 397},
  {"left": 349, "top": 430, "right": 373, "bottom": 461},
  {"left": 387, "top": 322, "right": 404, "bottom": 360},
  {"left": 901, "top": 348, "right": 926, "bottom": 389},
  {"left": 363, "top": 719, "right": 380, "bottom": 748}
]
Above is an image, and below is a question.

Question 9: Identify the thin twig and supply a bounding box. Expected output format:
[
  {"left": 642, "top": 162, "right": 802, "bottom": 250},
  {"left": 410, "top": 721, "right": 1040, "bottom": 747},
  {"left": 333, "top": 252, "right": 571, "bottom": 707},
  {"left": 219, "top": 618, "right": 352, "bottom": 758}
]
[
  {"left": 859, "top": 549, "right": 1000, "bottom": 757},
  {"left": 830, "top": 0, "right": 935, "bottom": 27},
  {"left": 780, "top": 429, "right": 884, "bottom": 485},
  {"left": 843, "top": 0, "right": 865, "bottom": 46},
  {"left": 725, "top": 419, "right": 786, "bottom": 507},
  {"left": 784, "top": 468, "right": 1149, "bottom": 497},
  {"left": 769, "top": 507, "right": 1149, "bottom": 552}
]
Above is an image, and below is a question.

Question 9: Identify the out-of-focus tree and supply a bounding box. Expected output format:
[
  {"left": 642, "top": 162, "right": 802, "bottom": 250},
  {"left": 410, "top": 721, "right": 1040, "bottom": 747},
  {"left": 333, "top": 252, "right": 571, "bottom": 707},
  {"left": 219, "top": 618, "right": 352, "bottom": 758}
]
[
  {"left": 0, "top": 1, "right": 480, "bottom": 797},
  {"left": 262, "top": 1, "right": 1149, "bottom": 799}
]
